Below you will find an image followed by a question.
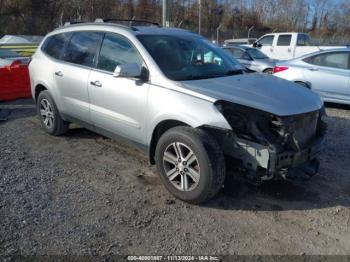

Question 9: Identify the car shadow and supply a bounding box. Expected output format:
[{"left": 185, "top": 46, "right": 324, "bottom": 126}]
[
  {"left": 0, "top": 98, "right": 36, "bottom": 123},
  {"left": 325, "top": 102, "right": 350, "bottom": 111}
]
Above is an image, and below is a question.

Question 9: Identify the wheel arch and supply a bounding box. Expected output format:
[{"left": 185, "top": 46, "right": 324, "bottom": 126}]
[
  {"left": 148, "top": 119, "right": 190, "bottom": 164},
  {"left": 34, "top": 84, "right": 48, "bottom": 102},
  {"left": 294, "top": 81, "right": 311, "bottom": 89}
]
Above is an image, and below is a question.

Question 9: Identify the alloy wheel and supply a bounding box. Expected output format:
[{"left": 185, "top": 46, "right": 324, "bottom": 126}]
[
  {"left": 162, "top": 142, "right": 200, "bottom": 191},
  {"left": 39, "top": 99, "right": 54, "bottom": 128}
]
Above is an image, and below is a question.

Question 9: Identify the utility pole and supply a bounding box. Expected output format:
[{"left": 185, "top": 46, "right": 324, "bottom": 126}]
[
  {"left": 198, "top": 0, "right": 202, "bottom": 35},
  {"left": 162, "top": 0, "right": 171, "bottom": 27},
  {"left": 216, "top": 23, "right": 223, "bottom": 44},
  {"left": 248, "top": 26, "right": 254, "bottom": 40}
]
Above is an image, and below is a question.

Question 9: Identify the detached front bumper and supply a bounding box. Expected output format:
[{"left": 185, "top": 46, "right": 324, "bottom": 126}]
[
  {"left": 220, "top": 131, "right": 325, "bottom": 182},
  {"left": 271, "top": 135, "right": 324, "bottom": 180}
]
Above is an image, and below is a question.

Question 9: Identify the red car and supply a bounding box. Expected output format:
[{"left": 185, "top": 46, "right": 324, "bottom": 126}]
[{"left": 0, "top": 49, "right": 31, "bottom": 101}]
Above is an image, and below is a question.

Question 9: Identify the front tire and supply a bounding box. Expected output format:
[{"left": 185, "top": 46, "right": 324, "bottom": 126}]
[
  {"left": 37, "top": 90, "right": 69, "bottom": 136},
  {"left": 155, "top": 126, "right": 225, "bottom": 204}
]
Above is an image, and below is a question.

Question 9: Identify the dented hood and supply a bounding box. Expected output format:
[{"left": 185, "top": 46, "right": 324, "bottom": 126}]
[{"left": 180, "top": 73, "right": 323, "bottom": 116}]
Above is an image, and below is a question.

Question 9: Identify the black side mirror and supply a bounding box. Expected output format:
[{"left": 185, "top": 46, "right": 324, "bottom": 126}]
[{"left": 140, "top": 67, "right": 149, "bottom": 82}]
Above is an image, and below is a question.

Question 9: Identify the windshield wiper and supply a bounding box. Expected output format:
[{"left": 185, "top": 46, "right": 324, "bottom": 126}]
[{"left": 184, "top": 69, "right": 243, "bottom": 81}]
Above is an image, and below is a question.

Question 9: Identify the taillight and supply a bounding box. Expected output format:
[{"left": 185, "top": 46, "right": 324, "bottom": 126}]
[{"left": 273, "top": 66, "right": 288, "bottom": 74}]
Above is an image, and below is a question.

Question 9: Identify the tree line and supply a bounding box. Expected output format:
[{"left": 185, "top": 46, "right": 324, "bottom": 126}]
[{"left": 0, "top": 0, "right": 349, "bottom": 44}]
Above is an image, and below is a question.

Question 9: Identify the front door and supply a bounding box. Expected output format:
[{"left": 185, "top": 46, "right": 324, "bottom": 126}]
[
  {"left": 88, "top": 33, "right": 149, "bottom": 144},
  {"left": 256, "top": 35, "right": 275, "bottom": 58}
]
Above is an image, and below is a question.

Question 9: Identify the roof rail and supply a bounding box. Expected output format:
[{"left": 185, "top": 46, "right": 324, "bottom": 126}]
[{"left": 94, "top": 18, "right": 160, "bottom": 27}]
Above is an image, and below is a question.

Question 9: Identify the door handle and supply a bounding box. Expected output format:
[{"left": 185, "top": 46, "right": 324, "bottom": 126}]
[
  {"left": 308, "top": 68, "right": 319, "bottom": 71},
  {"left": 90, "top": 80, "right": 102, "bottom": 87},
  {"left": 55, "top": 71, "right": 63, "bottom": 77}
]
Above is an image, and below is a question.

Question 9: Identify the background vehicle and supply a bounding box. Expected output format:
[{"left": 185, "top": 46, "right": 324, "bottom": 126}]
[
  {"left": 253, "top": 32, "right": 347, "bottom": 60},
  {"left": 223, "top": 45, "right": 276, "bottom": 74},
  {"left": 29, "top": 20, "right": 326, "bottom": 204},
  {"left": 223, "top": 38, "right": 257, "bottom": 46},
  {"left": 0, "top": 35, "right": 42, "bottom": 57},
  {"left": 0, "top": 49, "right": 31, "bottom": 101},
  {"left": 273, "top": 48, "right": 350, "bottom": 105}
]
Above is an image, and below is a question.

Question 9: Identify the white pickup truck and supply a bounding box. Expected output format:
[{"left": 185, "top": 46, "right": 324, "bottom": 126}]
[{"left": 252, "top": 32, "right": 347, "bottom": 60}]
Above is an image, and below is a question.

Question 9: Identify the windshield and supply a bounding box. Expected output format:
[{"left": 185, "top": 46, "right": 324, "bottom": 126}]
[
  {"left": 246, "top": 48, "right": 268, "bottom": 59},
  {"left": 137, "top": 34, "right": 243, "bottom": 81}
]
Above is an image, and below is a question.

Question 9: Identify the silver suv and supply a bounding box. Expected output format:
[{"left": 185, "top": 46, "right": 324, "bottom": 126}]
[{"left": 29, "top": 20, "right": 326, "bottom": 204}]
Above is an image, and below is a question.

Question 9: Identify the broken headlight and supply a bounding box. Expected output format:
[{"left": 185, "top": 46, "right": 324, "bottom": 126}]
[
  {"left": 215, "top": 100, "right": 322, "bottom": 150},
  {"left": 214, "top": 100, "right": 270, "bottom": 143}
]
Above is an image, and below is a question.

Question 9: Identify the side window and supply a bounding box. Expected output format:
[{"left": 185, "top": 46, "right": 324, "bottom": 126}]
[
  {"left": 223, "top": 49, "right": 233, "bottom": 56},
  {"left": 231, "top": 49, "right": 245, "bottom": 59},
  {"left": 63, "top": 31, "right": 103, "bottom": 67},
  {"left": 97, "top": 33, "right": 143, "bottom": 72},
  {"left": 304, "top": 52, "right": 349, "bottom": 70},
  {"left": 297, "top": 34, "right": 310, "bottom": 46},
  {"left": 258, "top": 36, "right": 274, "bottom": 46},
  {"left": 41, "top": 33, "right": 72, "bottom": 60},
  {"left": 277, "top": 35, "right": 292, "bottom": 46}
]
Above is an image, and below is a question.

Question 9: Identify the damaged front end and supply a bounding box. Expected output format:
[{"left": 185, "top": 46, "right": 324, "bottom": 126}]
[{"left": 209, "top": 101, "right": 327, "bottom": 183}]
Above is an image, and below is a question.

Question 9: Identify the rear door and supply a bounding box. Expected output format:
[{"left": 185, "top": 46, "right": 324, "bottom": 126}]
[
  {"left": 273, "top": 34, "right": 293, "bottom": 60},
  {"left": 88, "top": 33, "right": 149, "bottom": 144},
  {"left": 54, "top": 31, "right": 103, "bottom": 123},
  {"left": 303, "top": 51, "right": 350, "bottom": 102}
]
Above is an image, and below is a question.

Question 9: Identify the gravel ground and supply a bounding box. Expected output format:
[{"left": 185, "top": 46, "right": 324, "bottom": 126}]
[{"left": 0, "top": 99, "right": 350, "bottom": 257}]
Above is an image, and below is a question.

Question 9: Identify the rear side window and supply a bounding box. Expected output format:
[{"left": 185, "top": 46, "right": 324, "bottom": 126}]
[
  {"left": 258, "top": 36, "right": 274, "bottom": 46},
  {"left": 277, "top": 35, "right": 291, "bottom": 46},
  {"left": 231, "top": 48, "right": 245, "bottom": 59},
  {"left": 96, "top": 33, "right": 143, "bottom": 72},
  {"left": 41, "top": 33, "right": 72, "bottom": 59},
  {"left": 304, "top": 52, "right": 350, "bottom": 70},
  {"left": 63, "top": 32, "right": 103, "bottom": 67},
  {"left": 297, "top": 34, "right": 310, "bottom": 46}
]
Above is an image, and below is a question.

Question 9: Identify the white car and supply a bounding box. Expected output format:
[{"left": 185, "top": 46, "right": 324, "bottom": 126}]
[{"left": 273, "top": 48, "right": 350, "bottom": 105}]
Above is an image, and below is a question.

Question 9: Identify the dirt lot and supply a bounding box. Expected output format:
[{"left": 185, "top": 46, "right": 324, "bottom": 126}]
[{"left": 0, "top": 99, "right": 350, "bottom": 257}]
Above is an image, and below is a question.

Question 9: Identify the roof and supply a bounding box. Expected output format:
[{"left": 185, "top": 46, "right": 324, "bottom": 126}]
[
  {"left": 55, "top": 21, "right": 193, "bottom": 36},
  {"left": 223, "top": 45, "right": 253, "bottom": 50}
]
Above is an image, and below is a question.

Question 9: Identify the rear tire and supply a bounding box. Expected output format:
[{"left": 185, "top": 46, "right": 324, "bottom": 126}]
[
  {"left": 37, "top": 90, "right": 69, "bottom": 136},
  {"left": 155, "top": 126, "right": 225, "bottom": 204},
  {"left": 263, "top": 68, "right": 273, "bottom": 74}
]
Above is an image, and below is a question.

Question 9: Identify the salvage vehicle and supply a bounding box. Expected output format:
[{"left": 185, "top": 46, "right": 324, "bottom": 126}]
[
  {"left": 253, "top": 32, "right": 346, "bottom": 60},
  {"left": 273, "top": 48, "right": 350, "bottom": 105},
  {"left": 223, "top": 45, "right": 276, "bottom": 74},
  {"left": 29, "top": 20, "right": 326, "bottom": 204},
  {"left": 0, "top": 49, "right": 31, "bottom": 101}
]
